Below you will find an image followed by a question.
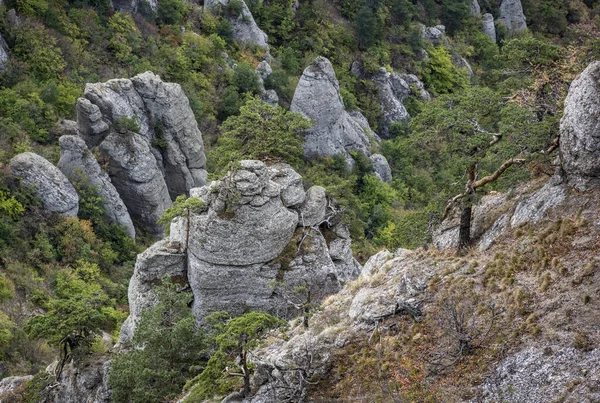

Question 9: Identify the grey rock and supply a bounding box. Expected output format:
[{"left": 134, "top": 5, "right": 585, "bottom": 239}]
[
  {"left": 421, "top": 23, "right": 445, "bottom": 42},
  {"left": 452, "top": 52, "right": 474, "bottom": 78},
  {"left": 478, "top": 347, "right": 600, "bottom": 403},
  {"left": 58, "top": 135, "right": 135, "bottom": 239},
  {"left": 372, "top": 68, "right": 410, "bottom": 137},
  {"left": 205, "top": 0, "right": 269, "bottom": 50},
  {"left": 510, "top": 182, "right": 566, "bottom": 228},
  {"left": 9, "top": 152, "right": 79, "bottom": 217},
  {"left": 398, "top": 73, "right": 431, "bottom": 102},
  {"left": 350, "top": 60, "right": 364, "bottom": 78},
  {"left": 0, "top": 376, "right": 33, "bottom": 402},
  {"left": 297, "top": 186, "right": 327, "bottom": 227},
  {"left": 260, "top": 89, "right": 279, "bottom": 106},
  {"left": 0, "top": 32, "right": 10, "bottom": 70},
  {"left": 76, "top": 98, "right": 109, "bottom": 148},
  {"left": 478, "top": 212, "right": 510, "bottom": 251},
  {"left": 268, "top": 163, "right": 306, "bottom": 207},
  {"left": 560, "top": 61, "right": 600, "bottom": 190},
  {"left": 290, "top": 57, "right": 373, "bottom": 167},
  {"left": 482, "top": 13, "right": 497, "bottom": 43},
  {"left": 46, "top": 360, "right": 111, "bottom": 403},
  {"left": 256, "top": 60, "right": 273, "bottom": 81},
  {"left": 361, "top": 250, "right": 392, "bottom": 277},
  {"left": 122, "top": 161, "right": 359, "bottom": 339},
  {"left": 497, "top": 0, "right": 527, "bottom": 35},
  {"left": 6, "top": 9, "right": 19, "bottom": 27},
  {"left": 370, "top": 154, "right": 392, "bottom": 182},
  {"left": 98, "top": 132, "right": 172, "bottom": 237},
  {"left": 119, "top": 240, "right": 186, "bottom": 344},
  {"left": 84, "top": 72, "right": 208, "bottom": 198},
  {"left": 471, "top": 0, "right": 481, "bottom": 15}
]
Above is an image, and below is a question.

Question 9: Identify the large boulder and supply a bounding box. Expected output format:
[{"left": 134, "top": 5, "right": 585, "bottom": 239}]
[
  {"left": 121, "top": 161, "right": 361, "bottom": 341},
  {"left": 371, "top": 68, "right": 411, "bottom": 138},
  {"left": 204, "top": 0, "right": 269, "bottom": 50},
  {"left": 482, "top": 13, "right": 497, "bottom": 43},
  {"left": 98, "top": 132, "right": 172, "bottom": 236},
  {"left": 8, "top": 152, "right": 79, "bottom": 216},
  {"left": 290, "top": 57, "right": 392, "bottom": 179},
  {"left": 560, "top": 61, "right": 600, "bottom": 190},
  {"left": 83, "top": 72, "right": 208, "bottom": 198},
  {"left": 58, "top": 135, "right": 135, "bottom": 239},
  {"left": 497, "top": 0, "right": 527, "bottom": 35}
]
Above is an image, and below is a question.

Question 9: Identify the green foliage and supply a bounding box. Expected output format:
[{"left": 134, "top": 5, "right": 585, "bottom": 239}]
[
  {"left": 501, "top": 36, "right": 563, "bottom": 69},
  {"left": 158, "top": 194, "right": 206, "bottom": 226},
  {"left": 232, "top": 62, "right": 262, "bottom": 95},
  {"left": 26, "top": 263, "right": 123, "bottom": 355},
  {"left": 210, "top": 96, "right": 311, "bottom": 173},
  {"left": 12, "top": 22, "right": 66, "bottom": 81},
  {"left": 185, "top": 311, "right": 285, "bottom": 401},
  {"left": 109, "top": 280, "right": 203, "bottom": 403},
  {"left": 107, "top": 12, "right": 142, "bottom": 63},
  {"left": 422, "top": 46, "right": 469, "bottom": 96},
  {"left": 157, "top": 0, "right": 185, "bottom": 25},
  {"left": 113, "top": 116, "right": 141, "bottom": 133}
]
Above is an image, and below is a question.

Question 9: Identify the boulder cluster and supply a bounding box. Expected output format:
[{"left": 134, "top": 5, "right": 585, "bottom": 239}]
[{"left": 8, "top": 72, "right": 208, "bottom": 239}]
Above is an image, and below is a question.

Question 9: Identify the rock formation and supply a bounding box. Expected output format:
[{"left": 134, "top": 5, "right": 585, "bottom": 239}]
[
  {"left": 452, "top": 52, "right": 474, "bottom": 78},
  {"left": 256, "top": 60, "right": 279, "bottom": 105},
  {"left": 560, "top": 61, "right": 600, "bottom": 190},
  {"left": 471, "top": 0, "right": 481, "bottom": 15},
  {"left": 421, "top": 24, "right": 446, "bottom": 42},
  {"left": 398, "top": 73, "right": 431, "bottom": 102},
  {"left": 119, "top": 161, "right": 361, "bottom": 343},
  {"left": 68, "top": 71, "right": 208, "bottom": 237},
  {"left": 8, "top": 152, "right": 79, "bottom": 217},
  {"left": 58, "top": 135, "right": 136, "bottom": 238},
  {"left": 497, "top": 0, "right": 527, "bottom": 35},
  {"left": 0, "top": 32, "right": 10, "bottom": 70},
  {"left": 82, "top": 71, "right": 207, "bottom": 198},
  {"left": 290, "top": 57, "right": 392, "bottom": 180},
  {"left": 482, "top": 13, "right": 497, "bottom": 43},
  {"left": 204, "top": 0, "right": 269, "bottom": 50},
  {"left": 371, "top": 68, "right": 411, "bottom": 137}
]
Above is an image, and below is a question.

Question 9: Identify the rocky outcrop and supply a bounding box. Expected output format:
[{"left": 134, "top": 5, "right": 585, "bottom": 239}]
[
  {"left": 0, "top": 33, "right": 10, "bottom": 70},
  {"left": 71, "top": 72, "right": 208, "bottom": 236},
  {"left": 370, "top": 154, "right": 392, "bottom": 182},
  {"left": 120, "top": 161, "right": 361, "bottom": 343},
  {"left": 8, "top": 152, "right": 79, "bottom": 217},
  {"left": 479, "top": 347, "right": 600, "bottom": 402},
  {"left": 83, "top": 72, "right": 208, "bottom": 198},
  {"left": 497, "top": 0, "right": 527, "bottom": 35},
  {"left": 398, "top": 73, "right": 431, "bottom": 102},
  {"left": 371, "top": 68, "right": 410, "bottom": 137},
  {"left": 510, "top": 181, "right": 566, "bottom": 228},
  {"left": 470, "top": 0, "right": 481, "bottom": 15},
  {"left": 482, "top": 13, "right": 497, "bottom": 43},
  {"left": 58, "top": 135, "right": 135, "bottom": 238},
  {"left": 256, "top": 60, "right": 279, "bottom": 105},
  {"left": 290, "top": 57, "right": 392, "bottom": 179},
  {"left": 421, "top": 24, "right": 445, "bottom": 42},
  {"left": 46, "top": 360, "right": 111, "bottom": 403},
  {"left": 205, "top": 0, "right": 269, "bottom": 50},
  {"left": 560, "top": 61, "right": 600, "bottom": 190},
  {"left": 0, "top": 375, "right": 33, "bottom": 402}
]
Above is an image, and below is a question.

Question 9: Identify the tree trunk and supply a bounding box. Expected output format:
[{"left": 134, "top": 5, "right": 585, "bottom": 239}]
[
  {"left": 457, "top": 204, "right": 472, "bottom": 255},
  {"left": 242, "top": 350, "right": 250, "bottom": 397}
]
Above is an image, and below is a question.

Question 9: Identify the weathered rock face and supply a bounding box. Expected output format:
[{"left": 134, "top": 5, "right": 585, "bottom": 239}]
[
  {"left": 290, "top": 57, "right": 392, "bottom": 178},
  {"left": 58, "top": 135, "right": 135, "bottom": 238},
  {"left": 560, "top": 61, "right": 600, "bottom": 190},
  {"left": 497, "top": 0, "right": 527, "bottom": 35},
  {"left": 479, "top": 346, "right": 600, "bottom": 402},
  {"left": 0, "top": 33, "right": 10, "bottom": 70},
  {"left": 8, "top": 152, "right": 79, "bottom": 217},
  {"left": 398, "top": 73, "right": 431, "bottom": 102},
  {"left": 452, "top": 52, "right": 474, "bottom": 78},
  {"left": 371, "top": 68, "right": 410, "bottom": 137},
  {"left": 421, "top": 24, "right": 445, "bottom": 42},
  {"left": 205, "top": 0, "right": 269, "bottom": 50},
  {"left": 99, "top": 131, "right": 172, "bottom": 236},
  {"left": 471, "top": 0, "right": 481, "bottom": 15},
  {"left": 256, "top": 60, "right": 279, "bottom": 106},
  {"left": 46, "top": 360, "right": 111, "bottom": 403},
  {"left": 482, "top": 13, "right": 497, "bottom": 43},
  {"left": 83, "top": 72, "right": 208, "bottom": 198},
  {"left": 0, "top": 375, "right": 33, "bottom": 402},
  {"left": 370, "top": 154, "right": 392, "bottom": 182},
  {"left": 120, "top": 161, "right": 361, "bottom": 342}
]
